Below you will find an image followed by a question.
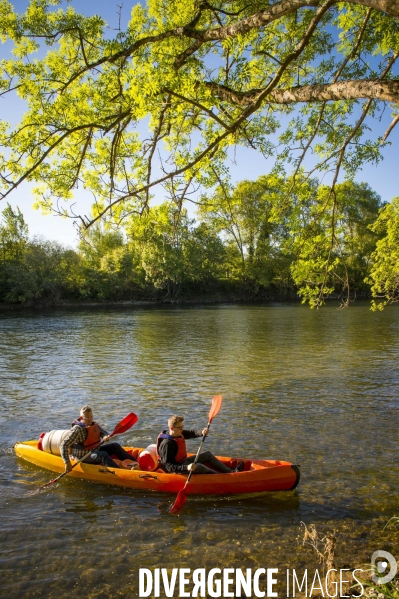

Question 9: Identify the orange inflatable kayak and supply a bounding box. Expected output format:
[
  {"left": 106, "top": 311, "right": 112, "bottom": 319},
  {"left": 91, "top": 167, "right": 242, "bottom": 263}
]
[{"left": 14, "top": 440, "right": 300, "bottom": 496}]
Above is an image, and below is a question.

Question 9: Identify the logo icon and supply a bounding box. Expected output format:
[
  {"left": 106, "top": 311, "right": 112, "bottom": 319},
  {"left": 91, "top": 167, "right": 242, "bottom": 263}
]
[{"left": 371, "top": 550, "right": 397, "bottom": 585}]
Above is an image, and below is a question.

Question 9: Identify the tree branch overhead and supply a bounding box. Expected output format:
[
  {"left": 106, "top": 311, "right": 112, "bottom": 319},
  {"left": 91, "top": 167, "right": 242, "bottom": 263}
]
[{"left": 0, "top": 0, "right": 398, "bottom": 229}]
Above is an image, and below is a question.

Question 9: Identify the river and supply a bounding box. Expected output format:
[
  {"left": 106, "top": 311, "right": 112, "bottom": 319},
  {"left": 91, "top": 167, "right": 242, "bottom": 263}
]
[{"left": 1, "top": 303, "right": 398, "bottom": 598}]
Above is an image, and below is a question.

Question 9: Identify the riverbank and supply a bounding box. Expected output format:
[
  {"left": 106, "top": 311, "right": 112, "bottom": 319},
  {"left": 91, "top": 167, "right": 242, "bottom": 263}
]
[
  {"left": 0, "top": 292, "right": 301, "bottom": 311},
  {"left": 0, "top": 290, "right": 375, "bottom": 311}
]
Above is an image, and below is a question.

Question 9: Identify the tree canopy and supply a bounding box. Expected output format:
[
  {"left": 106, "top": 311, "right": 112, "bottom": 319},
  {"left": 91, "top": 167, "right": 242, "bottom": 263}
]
[
  {"left": 0, "top": 177, "right": 387, "bottom": 305},
  {"left": 0, "top": 0, "right": 398, "bottom": 306}
]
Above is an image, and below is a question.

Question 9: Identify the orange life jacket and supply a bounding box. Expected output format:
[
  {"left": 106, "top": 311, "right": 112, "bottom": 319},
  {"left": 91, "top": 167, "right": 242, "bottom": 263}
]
[
  {"left": 157, "top": 432, "right": 187, "bottom": 463},
  {"left": 73, "top": 418, "right": 102, "bottom": 450}
]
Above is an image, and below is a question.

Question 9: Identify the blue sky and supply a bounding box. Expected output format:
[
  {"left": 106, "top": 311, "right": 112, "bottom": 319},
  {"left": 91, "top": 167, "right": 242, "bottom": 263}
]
[{"left": 1, "top": 0, "right": 398, "bottom": 247}]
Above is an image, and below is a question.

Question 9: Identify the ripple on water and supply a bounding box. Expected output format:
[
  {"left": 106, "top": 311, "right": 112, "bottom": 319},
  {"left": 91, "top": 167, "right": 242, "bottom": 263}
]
[{"left": 1, "top": 303, "right": 399, "bottom": 598}]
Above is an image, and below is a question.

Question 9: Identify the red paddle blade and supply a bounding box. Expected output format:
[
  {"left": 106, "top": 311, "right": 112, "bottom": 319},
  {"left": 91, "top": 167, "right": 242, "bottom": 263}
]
[
  {"left": 169, "top": 488, "right": 187, "bottom": 514},
  {"left": 208, "top": 395, "right": 222, "bottom": 424},
  {"left": 111, "top": 412, "right": 138, "bottom": 437}
]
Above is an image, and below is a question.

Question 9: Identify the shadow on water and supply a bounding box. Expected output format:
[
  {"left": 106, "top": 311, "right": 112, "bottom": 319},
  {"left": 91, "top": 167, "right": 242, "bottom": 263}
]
[{"left": 14, "top": 456, "right": 391, "bottom": 525}]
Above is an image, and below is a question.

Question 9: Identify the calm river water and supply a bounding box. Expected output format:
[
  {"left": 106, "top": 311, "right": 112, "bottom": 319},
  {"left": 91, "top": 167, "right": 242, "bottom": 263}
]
[{"left": 1, "top": 303, "right": 398, "bottom": 598}]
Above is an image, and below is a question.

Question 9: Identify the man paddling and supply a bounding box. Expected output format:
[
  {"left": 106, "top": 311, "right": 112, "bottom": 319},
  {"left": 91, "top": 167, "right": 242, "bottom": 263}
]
[
  {"left": 157, "top": 415, "right": 244, "bottom": 474},
  {"left": 60, "top": 405, "right": 138, "bottom": 473}
]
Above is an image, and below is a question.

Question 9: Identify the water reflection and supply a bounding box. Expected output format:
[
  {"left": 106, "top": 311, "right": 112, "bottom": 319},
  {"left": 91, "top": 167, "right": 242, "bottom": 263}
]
[{"left": 1, "top": 303, "right": 399, "bottom": 598}]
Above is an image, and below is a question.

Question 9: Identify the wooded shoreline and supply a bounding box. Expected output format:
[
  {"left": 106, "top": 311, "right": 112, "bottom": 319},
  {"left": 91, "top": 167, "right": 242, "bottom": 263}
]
[
  {"left": 0, "top": 292, "right": 374, "bottom": 311},
  {"left": 1, "top": 177, "right": 390, "bottom": 311}
]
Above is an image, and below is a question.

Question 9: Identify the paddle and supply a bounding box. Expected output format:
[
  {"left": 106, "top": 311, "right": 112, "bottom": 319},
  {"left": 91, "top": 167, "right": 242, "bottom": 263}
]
[
  {"left": 31, "top": 412, "right": 138, "bottom": 493},
  {"left": 169, "top": 395, "right": 223, "bottom": 515}
]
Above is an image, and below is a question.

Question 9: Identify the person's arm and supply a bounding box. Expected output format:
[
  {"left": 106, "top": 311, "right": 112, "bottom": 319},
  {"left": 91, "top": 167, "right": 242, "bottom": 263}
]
[
  {"left": 182, "top": 429, "right": 203, "bottom": 439},
  {"left": 60, "top": 426, "right": 86, "bottom": 470},
  {"left": 158, "top": 439, "right": 189, "bottom": 474},
  {"left": 98, "top": 424, "right": 110, "bottom": 442}
]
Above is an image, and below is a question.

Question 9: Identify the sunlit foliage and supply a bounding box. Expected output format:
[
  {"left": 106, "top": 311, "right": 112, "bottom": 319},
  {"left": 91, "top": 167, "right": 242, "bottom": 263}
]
[{"left": 0, "top": 0, "right": 399, "bottom": 305}]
